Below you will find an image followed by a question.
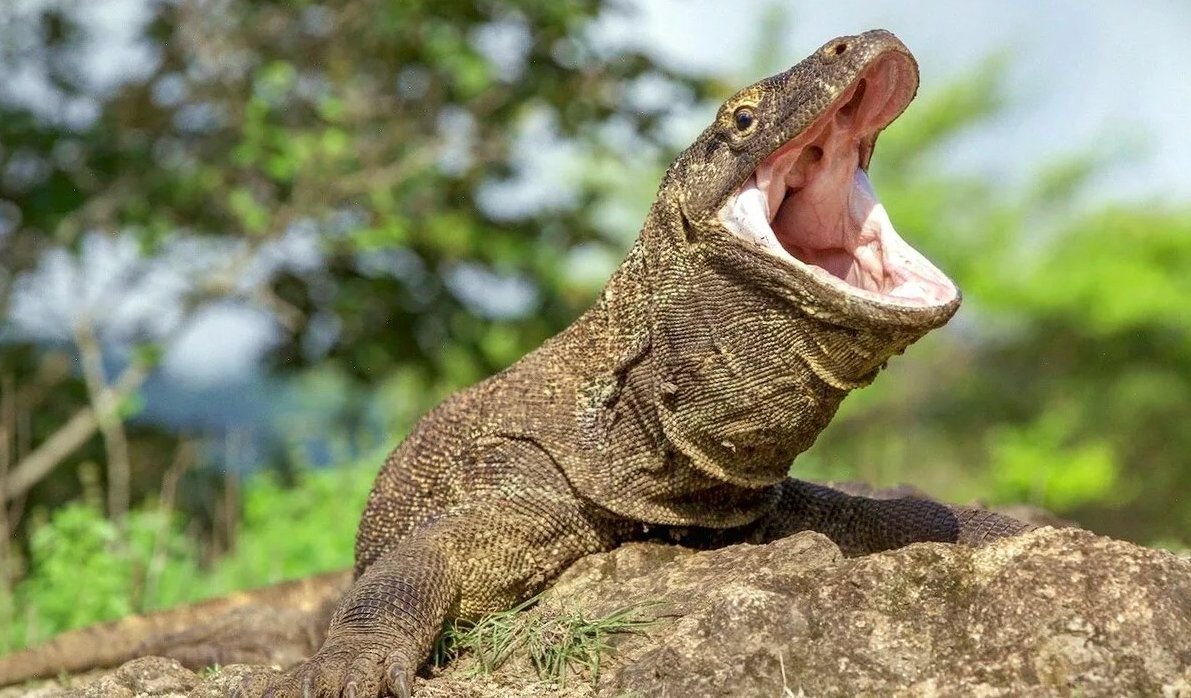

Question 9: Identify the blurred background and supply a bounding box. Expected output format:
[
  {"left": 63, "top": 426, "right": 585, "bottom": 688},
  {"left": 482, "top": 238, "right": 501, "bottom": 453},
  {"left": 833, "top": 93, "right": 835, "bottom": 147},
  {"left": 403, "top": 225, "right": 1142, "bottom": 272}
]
[{"left": 1, "top": 0, "right": 1188, "bottom": 653}]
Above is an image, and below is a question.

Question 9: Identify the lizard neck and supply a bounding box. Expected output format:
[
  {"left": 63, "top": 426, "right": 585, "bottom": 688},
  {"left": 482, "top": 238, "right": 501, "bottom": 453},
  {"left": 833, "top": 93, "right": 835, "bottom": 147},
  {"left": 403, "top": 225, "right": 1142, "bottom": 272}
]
[
  {"left": 614, "top": 197, "right": 932, "bottom": 489},
  {"left": 549, "top": 200, "right": 935, "bottom": 526},
  {"left": 554, "top": 235, "right": 783, "bottom": 527}
]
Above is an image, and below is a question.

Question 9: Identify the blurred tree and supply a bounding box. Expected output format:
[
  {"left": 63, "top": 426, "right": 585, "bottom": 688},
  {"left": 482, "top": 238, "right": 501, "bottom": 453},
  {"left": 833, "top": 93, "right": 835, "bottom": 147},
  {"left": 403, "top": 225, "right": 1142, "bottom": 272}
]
[{"left": 0, "top": 0, "right": 711, "bottom": 554}]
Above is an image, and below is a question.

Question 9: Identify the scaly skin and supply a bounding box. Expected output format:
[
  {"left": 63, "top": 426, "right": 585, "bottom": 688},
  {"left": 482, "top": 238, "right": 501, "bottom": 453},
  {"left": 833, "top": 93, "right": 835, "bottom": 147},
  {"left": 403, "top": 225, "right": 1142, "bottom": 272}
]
[
  {"left": 237, "top": 29, "right": 1034, "bottom": 698},
  {"left": 0, "top": 30, "right": 1036, "bottom": 695}
]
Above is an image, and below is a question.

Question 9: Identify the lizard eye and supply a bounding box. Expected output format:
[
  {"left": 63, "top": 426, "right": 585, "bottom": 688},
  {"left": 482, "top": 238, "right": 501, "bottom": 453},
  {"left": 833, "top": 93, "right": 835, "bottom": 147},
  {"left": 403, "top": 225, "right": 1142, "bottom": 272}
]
[{"left": 733, "top": 106, "right": 755, "bottom": 132}]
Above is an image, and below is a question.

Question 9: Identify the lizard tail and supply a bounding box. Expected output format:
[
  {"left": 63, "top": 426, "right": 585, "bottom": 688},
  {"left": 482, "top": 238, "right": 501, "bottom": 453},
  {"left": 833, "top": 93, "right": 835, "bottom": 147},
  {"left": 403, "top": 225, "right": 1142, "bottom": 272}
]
[{"left": 0, "top": 570, "right": 350, "bottom": 686}]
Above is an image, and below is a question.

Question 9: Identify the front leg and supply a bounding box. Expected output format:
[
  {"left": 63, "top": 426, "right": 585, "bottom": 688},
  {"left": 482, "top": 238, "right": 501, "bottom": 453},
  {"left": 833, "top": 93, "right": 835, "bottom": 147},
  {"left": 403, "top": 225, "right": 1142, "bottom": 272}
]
[
  {"left": 303, "top": 535, "right": 453, "bottom": 698},
  {"left": 746, "top": 478, "right": 1037, "bottom": 555},
  {"left": 240, "top": 491, "right": 617, "bottom": 697}
]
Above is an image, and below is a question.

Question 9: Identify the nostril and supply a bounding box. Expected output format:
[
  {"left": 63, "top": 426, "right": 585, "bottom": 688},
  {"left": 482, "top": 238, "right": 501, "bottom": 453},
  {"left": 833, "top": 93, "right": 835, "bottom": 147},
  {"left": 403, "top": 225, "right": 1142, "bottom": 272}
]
[{"left": 833, "top": 42, "right": 848, "bottom": 56}]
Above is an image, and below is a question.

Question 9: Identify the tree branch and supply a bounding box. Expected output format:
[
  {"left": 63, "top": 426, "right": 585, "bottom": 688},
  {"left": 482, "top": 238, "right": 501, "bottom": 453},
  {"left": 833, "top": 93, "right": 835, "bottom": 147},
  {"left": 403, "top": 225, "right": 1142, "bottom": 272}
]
[
  {"left": 73, "top": 318, "right": 133, "bottom": 522},
  {"left": 2, "top": 359, "right": 149, "bottom": 503}
]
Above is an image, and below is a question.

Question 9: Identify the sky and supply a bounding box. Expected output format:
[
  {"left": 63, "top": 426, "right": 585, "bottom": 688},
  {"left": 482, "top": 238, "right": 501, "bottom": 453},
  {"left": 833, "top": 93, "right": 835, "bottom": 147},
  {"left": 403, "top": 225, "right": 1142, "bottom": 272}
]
[
  {"left": 609, "top": 0, "right": 1191, "bottom": 203},
  {"left": 3, "top": 0, "right": 1191, "bottom": 446},
  {"left": 6, "top": 0, "right": 1190, "bottom": 201}
]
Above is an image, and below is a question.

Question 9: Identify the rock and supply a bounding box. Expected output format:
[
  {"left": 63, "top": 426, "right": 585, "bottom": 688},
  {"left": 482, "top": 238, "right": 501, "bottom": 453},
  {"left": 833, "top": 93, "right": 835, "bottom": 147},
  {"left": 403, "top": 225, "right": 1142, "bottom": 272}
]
[
  {"left": 6, "top": 661, "right": 274, "bottom": 698},
  {"left": 11, "top": 657, "right": 198, "bottom": 698},
  {"left": 544, "top": 528, "right": 1191, "bottom": 697},
  {"left": 8, "top": 528, "right": 1190, "bottom": 697},
  {"left": 86, "top": 657, "right": 199, "bottom": 697}
]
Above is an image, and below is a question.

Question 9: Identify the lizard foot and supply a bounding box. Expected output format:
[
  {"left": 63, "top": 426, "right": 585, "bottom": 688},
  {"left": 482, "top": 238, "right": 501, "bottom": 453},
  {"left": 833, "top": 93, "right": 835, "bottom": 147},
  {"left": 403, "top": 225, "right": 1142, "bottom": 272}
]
[{"left": 233, "top": 638, "right": 415, "bottom": 698}]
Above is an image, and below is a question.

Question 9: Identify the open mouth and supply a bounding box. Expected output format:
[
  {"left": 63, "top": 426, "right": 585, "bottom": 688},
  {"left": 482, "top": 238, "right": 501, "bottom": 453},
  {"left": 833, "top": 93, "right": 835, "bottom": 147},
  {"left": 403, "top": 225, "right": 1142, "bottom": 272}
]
[{"left": 718, "top": 53, "right": 958, "bottom": 309}]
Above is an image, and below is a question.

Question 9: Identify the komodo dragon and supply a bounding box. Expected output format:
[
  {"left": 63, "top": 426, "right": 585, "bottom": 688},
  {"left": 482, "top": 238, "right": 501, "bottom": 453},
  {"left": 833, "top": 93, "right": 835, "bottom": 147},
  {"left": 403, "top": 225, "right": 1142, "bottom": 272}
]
[{"left": 0, "top": 30, "right": 1035, "bottom": 696}]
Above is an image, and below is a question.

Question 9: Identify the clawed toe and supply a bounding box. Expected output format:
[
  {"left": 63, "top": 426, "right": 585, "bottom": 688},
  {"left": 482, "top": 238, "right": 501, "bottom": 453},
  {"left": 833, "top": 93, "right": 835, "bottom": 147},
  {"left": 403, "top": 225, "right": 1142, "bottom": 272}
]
[
  {"left": 228, "top": 648, "right": 419, "bottom": 697},
  {"left": 230, "top": 656, "right": 364, "bottom": 698},
  {"left": 386, "top": 663, "right": 412, "bottom": 698}
]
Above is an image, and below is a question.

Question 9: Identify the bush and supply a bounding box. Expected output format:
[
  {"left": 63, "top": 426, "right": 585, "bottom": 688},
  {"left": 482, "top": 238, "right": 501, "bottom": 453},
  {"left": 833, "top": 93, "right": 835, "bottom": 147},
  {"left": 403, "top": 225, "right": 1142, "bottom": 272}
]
[{"left": 2, "top": 458, "right": 376, "bottom": 653}]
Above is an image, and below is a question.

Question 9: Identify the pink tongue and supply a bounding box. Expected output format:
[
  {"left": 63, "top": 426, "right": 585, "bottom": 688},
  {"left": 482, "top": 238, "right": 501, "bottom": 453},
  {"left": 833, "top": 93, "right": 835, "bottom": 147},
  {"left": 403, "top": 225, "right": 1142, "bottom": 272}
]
[{"left": 771, "top": 166, "right": 887, "bottom": 291}]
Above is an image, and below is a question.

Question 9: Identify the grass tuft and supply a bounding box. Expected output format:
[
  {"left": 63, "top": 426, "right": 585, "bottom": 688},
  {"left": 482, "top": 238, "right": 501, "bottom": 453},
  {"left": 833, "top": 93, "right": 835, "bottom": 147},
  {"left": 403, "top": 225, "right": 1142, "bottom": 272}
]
[{"left": 433, "top": 596, "right": 660, "bottom": 687}]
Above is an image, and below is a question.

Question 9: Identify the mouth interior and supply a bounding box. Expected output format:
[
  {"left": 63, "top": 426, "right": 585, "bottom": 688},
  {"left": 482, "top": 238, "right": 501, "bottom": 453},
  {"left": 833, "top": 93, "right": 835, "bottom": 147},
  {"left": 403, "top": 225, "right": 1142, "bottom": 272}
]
[{"left": 718, "top": 54, "right": 958, "bottom": 308}]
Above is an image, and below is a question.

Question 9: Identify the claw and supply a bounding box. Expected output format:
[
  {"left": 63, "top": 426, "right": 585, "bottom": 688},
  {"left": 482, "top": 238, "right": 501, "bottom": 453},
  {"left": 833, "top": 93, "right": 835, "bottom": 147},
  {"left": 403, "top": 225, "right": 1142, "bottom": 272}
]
[
  {"left": 344, "top": 682, "right": 358, "bottom": 698},
  {"left": 387, "top": 664, "right": 411, "bottom": 698}
]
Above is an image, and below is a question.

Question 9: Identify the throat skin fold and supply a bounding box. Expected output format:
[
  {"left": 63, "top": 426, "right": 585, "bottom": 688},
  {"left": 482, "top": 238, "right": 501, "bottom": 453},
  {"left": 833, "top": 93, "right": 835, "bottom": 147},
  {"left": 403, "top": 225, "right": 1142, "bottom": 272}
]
[{"left": 527, "top": 200, "right": 945, "bottom": 527}]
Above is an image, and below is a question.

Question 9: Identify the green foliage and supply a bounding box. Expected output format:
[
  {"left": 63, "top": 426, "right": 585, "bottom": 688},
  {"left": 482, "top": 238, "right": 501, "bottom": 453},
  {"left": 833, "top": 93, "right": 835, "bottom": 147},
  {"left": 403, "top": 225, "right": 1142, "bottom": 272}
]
[
  {"left": 2, "top": 460, "right": 375, "bottom": 653},
  {"left": 1015, "top": 207, "right": 1191, "bottom": 335},
  {"left": 201, "top": 463, "right": 374, "bottom": 591},
  {"left": 4, "top": 503, "right": 195, "bottom": 651},
  {"left": 986, "top": 407, "right": 1119, "bottom": 511}
]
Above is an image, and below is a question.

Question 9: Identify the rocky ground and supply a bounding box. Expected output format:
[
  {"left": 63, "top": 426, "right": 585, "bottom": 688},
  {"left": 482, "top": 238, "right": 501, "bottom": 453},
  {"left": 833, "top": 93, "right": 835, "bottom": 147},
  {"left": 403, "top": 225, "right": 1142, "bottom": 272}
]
[{"left": 4, "top": 527, "right": 1190, "bottom": 697}]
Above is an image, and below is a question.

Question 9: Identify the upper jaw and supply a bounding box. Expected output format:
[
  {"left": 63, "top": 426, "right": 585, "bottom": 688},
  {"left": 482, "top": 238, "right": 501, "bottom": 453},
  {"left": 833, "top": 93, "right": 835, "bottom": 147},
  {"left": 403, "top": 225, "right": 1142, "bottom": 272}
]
[{"left": 717, "top": 49, "right": 960, "bottom": 316}]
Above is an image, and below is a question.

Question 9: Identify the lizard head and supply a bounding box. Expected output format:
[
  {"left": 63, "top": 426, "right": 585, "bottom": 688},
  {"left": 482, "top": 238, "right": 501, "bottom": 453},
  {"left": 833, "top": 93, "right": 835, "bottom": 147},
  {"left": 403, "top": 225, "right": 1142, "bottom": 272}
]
[
  {"left": 660, "top": 28, "right": 958, "bottom": 328},
  {"left": 639, "top": 30, "right": 962, "bottom": 487}
]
